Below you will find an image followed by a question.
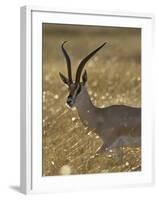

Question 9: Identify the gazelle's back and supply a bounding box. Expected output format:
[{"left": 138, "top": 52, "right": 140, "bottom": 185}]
[
  {"left": 96, "top": 105, "right": 141, "bottom": 149},
  {"left": 102, "top": 105, "right": 141, "bottom": 128}
]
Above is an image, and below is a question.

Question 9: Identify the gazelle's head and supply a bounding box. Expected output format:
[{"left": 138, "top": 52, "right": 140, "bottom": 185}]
[{"left": 59, "top": 41, "right": 106, "bottom": 108}]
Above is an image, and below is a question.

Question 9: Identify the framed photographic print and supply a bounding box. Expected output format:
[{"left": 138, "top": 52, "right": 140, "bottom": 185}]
[{"left": 20, "top": 6, "right": 154, "bottom": 194}]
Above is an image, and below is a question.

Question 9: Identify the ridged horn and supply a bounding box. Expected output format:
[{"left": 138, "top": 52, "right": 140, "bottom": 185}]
[
  {"left": 75, "top": 42, "right": 107, "bottom": 83},
  {"left": 61, "top": 41, "right": 73, "bottom": 84}
]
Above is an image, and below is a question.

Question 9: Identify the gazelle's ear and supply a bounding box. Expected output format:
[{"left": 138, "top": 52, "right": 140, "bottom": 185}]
[
  {"left": 82, "top": 70, "right": 87, "bottom": 85},
  {"left": 59, "top": 72, "right": 69, "bottom": 85}
]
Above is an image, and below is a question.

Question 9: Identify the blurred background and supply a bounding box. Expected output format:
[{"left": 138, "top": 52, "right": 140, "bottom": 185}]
[{"left": 42, "top": 23, "right": 141, "bottom": 176}]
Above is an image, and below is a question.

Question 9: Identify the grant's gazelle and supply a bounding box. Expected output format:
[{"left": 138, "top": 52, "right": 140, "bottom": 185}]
[{"left": 59, "top": 41, "right": 141, "bottom": 154}]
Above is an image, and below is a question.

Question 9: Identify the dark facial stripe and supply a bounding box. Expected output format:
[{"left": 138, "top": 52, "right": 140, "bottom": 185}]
[{"left": 72, "top": 84, "right": 81, "bottom": 99}]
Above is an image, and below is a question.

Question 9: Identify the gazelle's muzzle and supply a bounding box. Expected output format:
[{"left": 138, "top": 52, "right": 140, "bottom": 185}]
[{"left": 66, "top": 96, "right": 74, "bottom": 107}]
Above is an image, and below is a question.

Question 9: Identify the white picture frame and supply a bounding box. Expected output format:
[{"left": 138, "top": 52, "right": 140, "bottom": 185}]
[{"left": 20, "top": 5, "right": 154, "bottom": 194}]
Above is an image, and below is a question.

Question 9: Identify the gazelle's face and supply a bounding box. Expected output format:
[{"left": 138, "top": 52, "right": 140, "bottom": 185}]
[
  {"left": 66, "top": 83, "right": 83, "bottom": 107},
  {"left": 59, "top": 71, "right": 87, "bottom": 108}
]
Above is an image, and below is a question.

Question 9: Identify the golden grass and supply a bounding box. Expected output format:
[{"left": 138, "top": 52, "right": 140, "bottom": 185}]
[{"left": 42, "top": 24, "right": 141, "bottom": 176}]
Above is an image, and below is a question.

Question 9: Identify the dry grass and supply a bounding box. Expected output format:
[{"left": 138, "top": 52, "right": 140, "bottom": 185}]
[{"left": 42, "top": 24, "right": 141, "bottom": 176}]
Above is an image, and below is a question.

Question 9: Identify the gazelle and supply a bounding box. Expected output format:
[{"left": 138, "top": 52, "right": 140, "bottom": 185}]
[{"left": 59, "top": 41, "right": 141, "bottom": 154}]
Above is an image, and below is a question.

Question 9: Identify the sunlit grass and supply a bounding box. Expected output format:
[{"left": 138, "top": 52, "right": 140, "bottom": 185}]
[{"left": 42, "top": 24, "right": 141, "bottom": 176}]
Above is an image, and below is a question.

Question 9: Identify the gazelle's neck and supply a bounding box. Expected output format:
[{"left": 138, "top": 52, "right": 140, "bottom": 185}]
[{"left": 75, "top": 87, "right": 97, "bottom": 129}]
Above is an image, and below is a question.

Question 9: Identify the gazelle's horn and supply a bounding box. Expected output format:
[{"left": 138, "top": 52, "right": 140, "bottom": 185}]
[
  {"left": 75, "top": 42, "right": 107, "bottom": 83},
  {"left": 61, "top": 41, "right": 73, "bottom": 84}
]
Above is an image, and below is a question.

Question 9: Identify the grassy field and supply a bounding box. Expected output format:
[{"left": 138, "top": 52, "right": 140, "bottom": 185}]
[{"left": 42, "top": 24, "right": 141, "bottom": 176}]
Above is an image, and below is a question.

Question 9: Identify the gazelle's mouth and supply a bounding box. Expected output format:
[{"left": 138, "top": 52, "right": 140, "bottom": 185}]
[{"left": 65, "top": 102, "right": 74, "bottom": 108}]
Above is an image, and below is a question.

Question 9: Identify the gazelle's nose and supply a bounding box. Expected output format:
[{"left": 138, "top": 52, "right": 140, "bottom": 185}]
[{"left": 67, "top": 97, "right": 73, "bottom": 106}]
